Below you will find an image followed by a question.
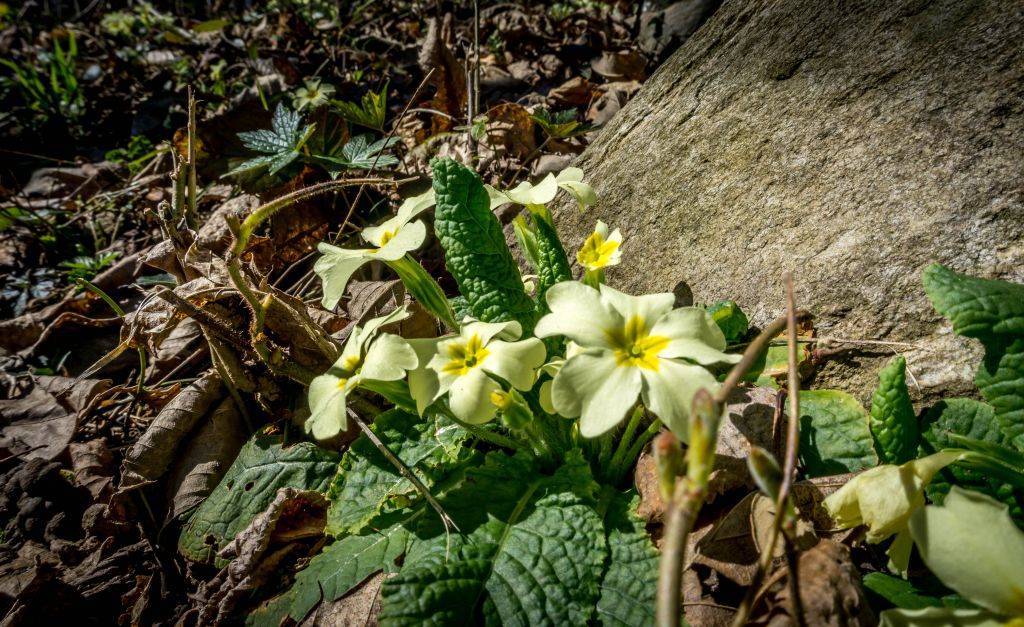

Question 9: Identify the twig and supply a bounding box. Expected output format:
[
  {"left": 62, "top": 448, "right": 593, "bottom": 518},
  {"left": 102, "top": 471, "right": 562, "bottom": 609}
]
[
  {"left": 347, "top": 406, "right": 458, "bottom": 536},
  {"left": 656, "top": 295, "right": 811, "bottom": 627},
  {"left": 731, "top": 273, "right": 805, "bottom": 627},
  {"left": 186, "top": 86, "right": 199, "bottom": 229},
  {"left": 153, "top": 286, "right": 250, "bottom": 354}
]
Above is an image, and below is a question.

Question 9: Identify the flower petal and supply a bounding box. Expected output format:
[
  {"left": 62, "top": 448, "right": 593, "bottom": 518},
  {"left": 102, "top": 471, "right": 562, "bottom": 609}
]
[
  {"left": 373, "top": 220, "right": 427, "bottom": 261},
  {"left": 461, "top": 319, "right": 523, "bottom": 344},
  {"left": 314, "top": 243, "right": 372, "bottom": 309},
  {"left": 360, "top": 333, "right": 417, "bottom": 381},
  {"left": 535, "top": 281, "right": 620, "bottom": 349},
  {"left": 554, "top": 351, "right": 642, "bottom": 437},
  {"left": 598, "top": 283, "right": 675, "bottom": 326},
  {"left": 554, "top": 167, "right": 584, "bottom": 183},
  {"left": 448, "top": 368, "right": 501, "bottom": 424},
  {"left": 878, "top": 607, "right": 1006, "bottom": 627},
  {"left": 396, "top": 188, "right": 436, "bottom": 223},
  {"left": 484, "top": 184, "right": 509, "bottom": 210},
  {"left": 639, "top": 358, "right": 718, "bottom": 439},
  {"left": 910, "top": 486, "right": 1024, "bottom": 617},
  {"left": 505, "top": 174, "right": 558, "bottom": 206},
  {"left": 651, "top": 308, "right": 740, "bottom": 364},
  {"left": 407, "top": 337, "right": 443, "bottom": 415},
  {"left": 306, "top": 373, "right": 349, "bottom": 439},
  {"left": 483, "top": 337, "right": 546, "bottom": 390}
]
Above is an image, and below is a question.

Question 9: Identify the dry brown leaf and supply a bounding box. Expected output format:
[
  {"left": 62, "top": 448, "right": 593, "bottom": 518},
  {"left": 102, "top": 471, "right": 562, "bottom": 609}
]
[
  {"left": 591, "top": 50, "right": 648, "bottom": 81},
  {"left": 346, "top": 280, "right": 404, "bottom": 323},
  {"left": 768, "top": 540, "right": 875, "bottom": 627},
  {"left": 165, "top": 396, "right": 248, "bottom": 522},
  {"left": 486, "top": 103, "right": 537, "bottom": 160},
  {"left": 69, "top": 439, "right": 115, "bottom": 500},
  {"left": 547, "top": 76, "right": 595, "bottom": 108},
  {"left": 418, "top": 14, "right": 466, "bottom": 133},
  {"left": 636, "top": 386, "right": 778, "bottom": 522},
  {"left": 120, "top": 371, "right": 223, "bottom": 490},
  {"left": 198, "top": 488, "right": 328, "bottom": 625},
  {"left": 303, "top": 571, "right": 385, "bottom": 627},
  {"left": 0, "top": 376, "right": 112, "bottom": 461}
]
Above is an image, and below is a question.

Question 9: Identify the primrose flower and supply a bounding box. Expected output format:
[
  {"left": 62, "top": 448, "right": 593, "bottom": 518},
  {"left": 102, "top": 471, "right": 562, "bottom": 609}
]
[
  {"left": 823, "top": 450, "right": 964, "bottom": 572},
  {"left": 909, "top": 487, "right": 1024, "bottom": 619},
  {"left": 306, "top": 307, "right": 417, "bottom": 439},
  {"left": 577, "top": 220, "right": 622, "bottom": 272},
  {"left": 408, "top": 320, "right": 546, "bottom": 424},
  {"left": 487, "top": 167, "right": 596, "bottom": 212},
  {"left": 293, "top": 79, "right": 336, "bottom": 111},
  {"left": 315, "top": 190, "right": 436, "bottom": 310},
  {"left": 535, "top": 282, "right": 740, "bottom": 438}
]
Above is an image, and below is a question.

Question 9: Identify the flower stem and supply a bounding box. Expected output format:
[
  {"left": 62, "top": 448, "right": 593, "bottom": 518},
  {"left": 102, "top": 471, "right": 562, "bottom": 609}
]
[
  {"left": 435, "top": 404, "right": 525, "bottom": 451},
  {"left": 606, "top": 406, "right": 644, "bottom": 480}
]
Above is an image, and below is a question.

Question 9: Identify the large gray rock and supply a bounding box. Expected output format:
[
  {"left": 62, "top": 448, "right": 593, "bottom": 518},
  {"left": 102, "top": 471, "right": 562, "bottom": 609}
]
[{"left": 554, "top": 0, "right": 1024, "bottom": 403}]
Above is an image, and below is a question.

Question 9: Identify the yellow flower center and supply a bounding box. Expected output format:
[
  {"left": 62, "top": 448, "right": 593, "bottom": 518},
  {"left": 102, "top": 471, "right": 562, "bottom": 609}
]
[
  {"left": 335, "top": 354, "right": 362, "bottom": 388},
  {"left": 608, "top": 315, "right": 669, "bottom": 371},
  {"left": 442, "top": 333, "right": 490, "bottom": 376},
  {"left": 576, "top": 230, "right": 619, "bottom": 270},
  {"left": 378, "top": 230, "right": 396, "bottom": 246}
]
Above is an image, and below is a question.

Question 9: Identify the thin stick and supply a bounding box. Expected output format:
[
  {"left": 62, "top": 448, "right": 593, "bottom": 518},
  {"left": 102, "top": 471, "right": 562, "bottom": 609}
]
[
  {"left": 731, "top": 273, "right": 805, "bottom": 627},
  {"left": 186, "top": 86, "right": 198, "bottom": 229},
  {"left": 656, "top": 300, "right": 811, "bottom": 626},
  {"left": 347, "top": 407, "right": 458, "bottom": 535}
]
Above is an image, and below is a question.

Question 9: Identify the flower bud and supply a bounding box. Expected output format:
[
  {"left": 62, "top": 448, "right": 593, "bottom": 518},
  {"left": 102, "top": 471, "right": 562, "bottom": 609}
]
[
  {"left": 653, "top": 431, "right": 684, "bottom": 502},
  {"left": 747, "top": 446, "right": 783, "bottom": 501},
  {"left": 491, "top": 389, "right": 534, "bottom": 430}
]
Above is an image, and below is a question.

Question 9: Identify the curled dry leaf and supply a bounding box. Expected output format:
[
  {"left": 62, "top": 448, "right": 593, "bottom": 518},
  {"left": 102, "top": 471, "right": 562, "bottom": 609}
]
[
  {"left": 635, "top": 386, "right": 778, "bottom": 522},
  {"left": 120, "top": 371, "right": 224, "bottom": 490},
  {"left": 69, "top": 439, "right": 115, "bottom": 500},
  {"left": 590, "top": 50, "right": 648, "bottom": 81},
  {"left": 165, "top": 396, "right": 248, "bottom": 522},
  {"left": 417, "top": 14, "right": 466, "bottom": 133},
  {"left": 769, "top": 540, "right": 875, "bottom": 627},
  {"left": 198, "top": 488, "right": 328, "bottom": 625}
]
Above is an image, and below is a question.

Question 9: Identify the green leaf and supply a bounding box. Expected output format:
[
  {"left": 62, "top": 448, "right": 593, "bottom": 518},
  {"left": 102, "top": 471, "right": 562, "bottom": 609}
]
[
  {"left": 380, "top": 451, "right": 605, "bottom": 625},
  {"left": 530, "top": 107, "right": 594, "bottom": 139},
  {"left": 431, "top": 158, "right": 537, "bottom": 331},
  {"left": 532, "top": 214, "right": 573, "bottom": 308},
  {"left": 247, "top": 516, "right": 411, "bottom": 627},
  {"left": 707, "top": 301, "right": 749, "bottom": 345},
  {"left": 229, "top": 103, "right": 314, "bottom": 177},
  {"left": 178, "top": 436, "right": 339, "bottom": 564},
  {"left": 976, "top": 337, "right": 1024, "bottom": 449},
  {"left": 919, "top": 398, "right": 1024, "bottom": 519},
  {"left": 333, "top": 84, "right": 388, "bottom": 130},
  {"left": 923, "top": 264, "right": 1024, "bottom": 449},
  {"left": 596, "top": 491, "right": 658, "bottom": 626},
  {"left": 789, "top": 390, "right": 878, "bottom": 477},
  {"left": 869, "top": 356, "right": 919, "bottom": 463},
  {"left": 325, "top": 409, "right": 470, "bottom": 537},
  {"left": 863, "top": 573, "right": 945, "bottom": 610},
  {"left": 922, "top": 263, "right": 1024, "bottom": 337}
]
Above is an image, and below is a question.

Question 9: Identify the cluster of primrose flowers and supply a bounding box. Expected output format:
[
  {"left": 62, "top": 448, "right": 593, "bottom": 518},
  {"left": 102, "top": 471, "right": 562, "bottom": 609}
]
[{"left": 303, "top": 166, "right": 738, "bottom": 467}]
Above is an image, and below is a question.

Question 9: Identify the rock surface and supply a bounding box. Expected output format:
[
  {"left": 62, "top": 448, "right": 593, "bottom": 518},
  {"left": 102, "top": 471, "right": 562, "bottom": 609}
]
[{"left": 553, "top": 0, "right": 1024, "bottom": 403}]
